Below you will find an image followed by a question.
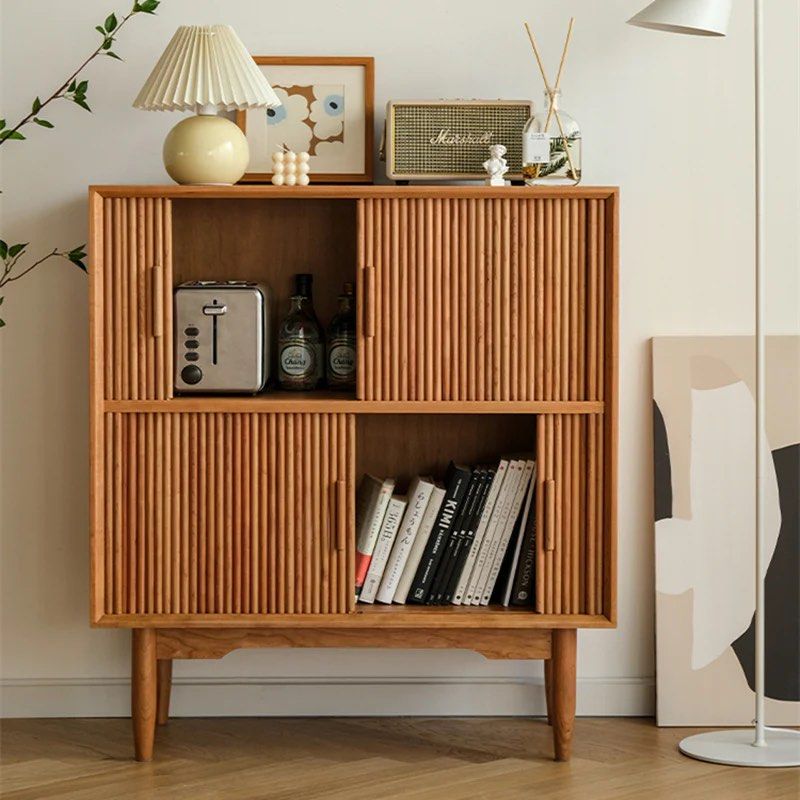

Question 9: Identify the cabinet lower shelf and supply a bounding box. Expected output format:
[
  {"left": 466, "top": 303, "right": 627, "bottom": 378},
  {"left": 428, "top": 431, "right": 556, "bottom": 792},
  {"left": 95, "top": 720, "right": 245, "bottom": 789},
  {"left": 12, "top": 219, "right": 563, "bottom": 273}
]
[{"left": 94, "top": 605, "right": 612, "bottom": 629}]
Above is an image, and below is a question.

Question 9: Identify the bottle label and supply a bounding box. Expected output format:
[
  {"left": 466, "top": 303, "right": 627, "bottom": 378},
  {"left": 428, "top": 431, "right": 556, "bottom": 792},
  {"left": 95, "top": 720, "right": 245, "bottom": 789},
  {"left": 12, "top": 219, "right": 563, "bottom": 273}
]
[
  {"left": 328, "top": 342, "right": 356, "bottom": 379},
  {"left": 523, "top": 132, "right": 550, "bottom": 164},
  {"left": 280, "top": 343, "right": 316, "bottom": 377}
]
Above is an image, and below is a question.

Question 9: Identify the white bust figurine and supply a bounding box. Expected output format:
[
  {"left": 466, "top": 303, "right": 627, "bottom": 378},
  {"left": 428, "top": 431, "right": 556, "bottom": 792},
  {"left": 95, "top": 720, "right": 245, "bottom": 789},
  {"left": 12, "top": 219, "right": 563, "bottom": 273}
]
[{"left": 483, "top": 143, "right": 509, "bottom": 186}]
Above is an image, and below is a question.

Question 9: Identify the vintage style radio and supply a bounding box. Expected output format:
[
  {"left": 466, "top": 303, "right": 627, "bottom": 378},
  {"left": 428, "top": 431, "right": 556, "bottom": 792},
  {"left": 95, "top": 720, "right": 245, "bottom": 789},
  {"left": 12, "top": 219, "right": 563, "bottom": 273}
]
[{"left": 384, "top": 99, "right": 534, "bottom": 182}]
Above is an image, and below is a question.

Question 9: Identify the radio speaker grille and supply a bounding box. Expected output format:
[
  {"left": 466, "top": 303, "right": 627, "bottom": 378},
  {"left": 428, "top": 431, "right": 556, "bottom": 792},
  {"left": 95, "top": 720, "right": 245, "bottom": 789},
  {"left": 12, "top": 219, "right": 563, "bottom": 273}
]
[{"left": 390, "top": 103, "right": 530, "bottom": 177}]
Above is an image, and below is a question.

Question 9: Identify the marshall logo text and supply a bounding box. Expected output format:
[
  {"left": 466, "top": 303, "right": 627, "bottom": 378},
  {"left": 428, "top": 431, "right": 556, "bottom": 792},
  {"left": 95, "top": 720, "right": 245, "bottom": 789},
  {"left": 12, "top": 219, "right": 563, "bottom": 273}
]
[{"left": 429, "top": 129, "right": 494, "bottom": 146}]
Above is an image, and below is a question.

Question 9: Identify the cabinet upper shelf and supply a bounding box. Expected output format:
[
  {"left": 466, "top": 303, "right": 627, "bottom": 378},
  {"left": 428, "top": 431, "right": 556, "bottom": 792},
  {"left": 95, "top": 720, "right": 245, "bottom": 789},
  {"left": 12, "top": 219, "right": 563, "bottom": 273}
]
[{"left": 89, "top": 184, "right": 619, "bottom": 201}]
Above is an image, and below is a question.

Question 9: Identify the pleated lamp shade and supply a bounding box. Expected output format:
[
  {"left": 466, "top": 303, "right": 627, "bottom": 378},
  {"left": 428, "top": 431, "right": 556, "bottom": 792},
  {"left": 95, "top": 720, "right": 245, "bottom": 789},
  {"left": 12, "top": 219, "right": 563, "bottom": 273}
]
[{"left": 133, "top": 25, "right": 280, "bottom": 111}]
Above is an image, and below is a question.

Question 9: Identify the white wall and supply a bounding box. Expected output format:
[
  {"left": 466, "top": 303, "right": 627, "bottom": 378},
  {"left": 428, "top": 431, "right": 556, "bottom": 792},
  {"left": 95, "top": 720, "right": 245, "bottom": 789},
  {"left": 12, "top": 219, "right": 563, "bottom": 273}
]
[{"left": 1, "top": 0, "right": 798, "bottom": 718}]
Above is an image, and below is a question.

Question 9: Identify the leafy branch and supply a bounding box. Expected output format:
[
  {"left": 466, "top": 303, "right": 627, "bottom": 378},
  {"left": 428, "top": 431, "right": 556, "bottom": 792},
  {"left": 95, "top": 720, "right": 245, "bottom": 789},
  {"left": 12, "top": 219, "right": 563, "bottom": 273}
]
[
  {"left": 0, "top": 2, "right": 159, "bottom": 327},
  {"left": 0, "top": 0, "right": 159, "bottom": 145}
]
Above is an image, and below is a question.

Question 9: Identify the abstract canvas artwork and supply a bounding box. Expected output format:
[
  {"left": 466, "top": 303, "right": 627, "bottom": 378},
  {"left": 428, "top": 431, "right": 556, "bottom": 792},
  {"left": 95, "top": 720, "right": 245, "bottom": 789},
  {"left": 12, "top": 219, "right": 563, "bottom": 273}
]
[
  {"left": 237, "top": 57, "right": 373, "bottom": 183},
  {"left": 652, "top": 336, "right": 800, "bottom": 726}
]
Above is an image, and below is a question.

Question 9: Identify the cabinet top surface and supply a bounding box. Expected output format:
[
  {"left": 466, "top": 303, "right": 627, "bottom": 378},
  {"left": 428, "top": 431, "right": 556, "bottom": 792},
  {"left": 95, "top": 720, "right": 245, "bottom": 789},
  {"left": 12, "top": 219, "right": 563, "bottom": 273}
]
[{"left": 89, "top": 184, "right": 619, "bottom": 201}]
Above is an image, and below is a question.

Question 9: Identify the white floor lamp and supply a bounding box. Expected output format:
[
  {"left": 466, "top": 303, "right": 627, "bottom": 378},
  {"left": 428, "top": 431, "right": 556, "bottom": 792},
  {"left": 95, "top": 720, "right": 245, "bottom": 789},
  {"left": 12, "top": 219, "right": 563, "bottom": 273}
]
[{"left": 628, "top": 0, "right": 800, "bottom": 769}]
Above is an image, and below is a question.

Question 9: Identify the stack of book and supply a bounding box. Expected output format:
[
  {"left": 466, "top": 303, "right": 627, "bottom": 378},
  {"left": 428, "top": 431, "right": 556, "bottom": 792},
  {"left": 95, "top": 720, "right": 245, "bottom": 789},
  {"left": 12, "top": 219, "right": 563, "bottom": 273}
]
[{"left": 354, "top": 459, "right": 537, "bottom": 607}]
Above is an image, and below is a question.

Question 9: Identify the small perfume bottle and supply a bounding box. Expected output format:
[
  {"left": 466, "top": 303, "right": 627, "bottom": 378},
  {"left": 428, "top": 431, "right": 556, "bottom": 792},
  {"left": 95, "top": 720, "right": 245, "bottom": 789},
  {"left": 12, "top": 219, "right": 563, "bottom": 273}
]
[
  {"left": 326, "top": 283, "right": 356, "bottom": 390},
  {"left": 277, "top": 274, "right": 324, "bottom": 391},
  {"left": 522, "top": 89, "right": 582, "bottom": 186}
]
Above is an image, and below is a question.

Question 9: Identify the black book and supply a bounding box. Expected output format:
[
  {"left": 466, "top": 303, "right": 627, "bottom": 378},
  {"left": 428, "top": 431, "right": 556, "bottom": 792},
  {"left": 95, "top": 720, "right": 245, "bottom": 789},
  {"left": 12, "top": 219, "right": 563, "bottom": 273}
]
[
  {"left": 511, "top": 493, "right": 537, "bottom": 605},
  {"left": 427, "top": 470, "right": 484, "bottom": 605},
  {"left": 407, "top": 462, "right": 472, "bottom": 604},
  {"left": 442, "top": 469, "right": 495, "bottom": 604}
]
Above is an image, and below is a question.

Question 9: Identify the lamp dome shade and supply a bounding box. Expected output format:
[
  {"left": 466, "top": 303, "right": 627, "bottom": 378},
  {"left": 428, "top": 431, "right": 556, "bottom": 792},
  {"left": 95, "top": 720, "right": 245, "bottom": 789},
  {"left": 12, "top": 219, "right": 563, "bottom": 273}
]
[
  {"left": 133, "top": 25, "right": 281, "bottom": 111},
  {"left": 628, "top": 0, "right": 732, "bottom": 36}
]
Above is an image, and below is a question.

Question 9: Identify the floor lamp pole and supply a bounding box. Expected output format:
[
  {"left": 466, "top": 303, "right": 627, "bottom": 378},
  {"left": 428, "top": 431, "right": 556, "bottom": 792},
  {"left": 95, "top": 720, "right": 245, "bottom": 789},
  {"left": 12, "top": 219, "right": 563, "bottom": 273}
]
[{"left": 752, "top": 0, "right": 767, "bottom": 750}]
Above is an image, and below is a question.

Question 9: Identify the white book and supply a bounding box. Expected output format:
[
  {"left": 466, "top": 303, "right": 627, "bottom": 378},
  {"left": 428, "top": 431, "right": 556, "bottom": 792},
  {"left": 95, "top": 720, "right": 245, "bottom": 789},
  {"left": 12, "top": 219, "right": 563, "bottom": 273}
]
[
  {"left": 482, "top": 460, "right": 535, "bottom": 605},
  {"left": 354, "top": 475, "right": 396, "bottom": 593},
  {"left": 463, "top": 460, "right": 518, "bottom": 605},
  {"left": 502, "top": 463, "right": 537, "bottom": 606},
  {"left": 359, "top": 497, "right": 406, "bottom": 604},
  {"left": 376, "top": 477, "right": 435, "bottom": 604},
  {"left": 469, "top": 460, "right": 525, "bottom": 605},
  {"left": 394, "top": 485, "right": 445, "bottom": 604},
  {"left": 452, "top": 461, "right": 508, "bottom": 605}
]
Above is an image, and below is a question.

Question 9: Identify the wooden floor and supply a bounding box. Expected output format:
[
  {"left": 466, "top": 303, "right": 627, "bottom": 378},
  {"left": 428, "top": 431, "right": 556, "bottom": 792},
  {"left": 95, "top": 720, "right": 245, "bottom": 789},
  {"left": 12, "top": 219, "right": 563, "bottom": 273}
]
[{"left": 1, "top": 717, "right": 797, "bottom": 799}]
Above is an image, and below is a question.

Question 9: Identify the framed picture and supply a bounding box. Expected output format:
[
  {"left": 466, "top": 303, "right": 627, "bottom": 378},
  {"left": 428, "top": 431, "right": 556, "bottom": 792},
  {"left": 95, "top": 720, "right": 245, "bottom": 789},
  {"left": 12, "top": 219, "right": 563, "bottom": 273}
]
[{"left": 236, "top": 56, "right": 374, "bottom": 183}]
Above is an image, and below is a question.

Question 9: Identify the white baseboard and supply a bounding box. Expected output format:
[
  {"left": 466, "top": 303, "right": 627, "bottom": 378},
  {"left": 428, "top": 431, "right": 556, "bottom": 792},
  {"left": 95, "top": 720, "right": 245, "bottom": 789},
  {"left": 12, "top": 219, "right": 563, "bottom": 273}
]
[{"left": 1, "top": 676, "right": 654, "bottom": 718}]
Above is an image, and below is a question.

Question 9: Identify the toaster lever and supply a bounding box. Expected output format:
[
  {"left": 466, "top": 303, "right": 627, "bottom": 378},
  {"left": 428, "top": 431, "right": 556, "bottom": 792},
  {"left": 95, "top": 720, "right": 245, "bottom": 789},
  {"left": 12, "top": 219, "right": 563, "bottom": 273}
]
[{"left": 203, "top": 304, "right": 227, "bottom": 316}]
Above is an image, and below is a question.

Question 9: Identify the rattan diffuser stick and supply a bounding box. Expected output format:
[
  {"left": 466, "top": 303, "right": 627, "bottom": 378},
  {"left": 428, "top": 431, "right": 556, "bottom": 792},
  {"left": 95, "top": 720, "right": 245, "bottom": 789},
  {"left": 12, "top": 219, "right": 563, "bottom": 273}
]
[{"left": 524, "top": 19, "right": 578, "bottom": 180}]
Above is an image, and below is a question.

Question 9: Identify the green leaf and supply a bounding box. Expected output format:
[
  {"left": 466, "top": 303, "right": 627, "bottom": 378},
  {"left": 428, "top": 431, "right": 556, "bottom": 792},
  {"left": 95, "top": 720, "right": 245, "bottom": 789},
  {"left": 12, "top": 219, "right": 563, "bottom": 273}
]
[
  {"left": 0, "top": 296, "right": 4, "bottom": 306},
  {"left": 104, "top": 13, "right": 117, "bottom": 32},
  {"left": 0, "top": 241, "right": 7, "bottom": 260},
  {"left": 101, "top": 38, "right": 113, "bottom": 50},
  {"left": 74, "top": 98, "right": 92, "bottom": 112},
  {"left": 0, "top": 120, "right": 4, "bottom": 130},
  {"left": 34, "top": 118, "right": 54, "bottom": 128},
  {"left": 0, "top": 318, "right": 5, "bottom": 328},
  {"left": 8, "top": 243, "right": 28, "bottom": 258},
  {"left": 71, "top": 259, "right": 88, "bottom": 273},
  {"left": 68, "top": 79, "right": 76, "bottom": 92},
  {"left": 96, "top": 25, "right": 106, "bottom": 35},
  {"left": 32, "top": 97, "right": 41, "bottom": 114},
  {"left": 135, "top": 0, "right": 159, "bottom": 13},
  {"left": 77, "top": 80, "right": 89, "bottom": 94},
  {"left": 0, "top": 130, "right": 25, "bottom": 141},
  {"left": 106, "top": 51, "right": 123, "bottom": 60}
]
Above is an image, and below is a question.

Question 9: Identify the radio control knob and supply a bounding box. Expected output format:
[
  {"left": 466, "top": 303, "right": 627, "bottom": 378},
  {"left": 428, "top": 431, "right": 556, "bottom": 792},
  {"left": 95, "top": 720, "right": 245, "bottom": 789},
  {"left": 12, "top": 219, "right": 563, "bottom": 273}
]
[{"left": 181, "top": 364, "right": 203, "bottom": 385}]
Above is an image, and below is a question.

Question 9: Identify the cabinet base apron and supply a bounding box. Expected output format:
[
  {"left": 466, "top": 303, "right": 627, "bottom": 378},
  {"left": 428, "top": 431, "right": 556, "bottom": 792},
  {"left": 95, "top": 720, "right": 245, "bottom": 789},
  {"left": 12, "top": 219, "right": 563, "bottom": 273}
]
[{"left": 130, "top": 627, "right": 577, "bottom": 763}]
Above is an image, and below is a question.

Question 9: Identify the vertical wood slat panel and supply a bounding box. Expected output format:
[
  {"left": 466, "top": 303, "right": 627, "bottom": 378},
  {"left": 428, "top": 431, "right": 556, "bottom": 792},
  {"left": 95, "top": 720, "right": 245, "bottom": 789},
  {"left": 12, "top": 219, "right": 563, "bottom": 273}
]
[
  {"left": 357, "top": 197, "right": 605, "bottom": 403},
  {"left": 102, "top": 412, "right": 354, "bottom": 616},
  {"left": 103, "top": 197, "right": 172, "bottom": 401}
]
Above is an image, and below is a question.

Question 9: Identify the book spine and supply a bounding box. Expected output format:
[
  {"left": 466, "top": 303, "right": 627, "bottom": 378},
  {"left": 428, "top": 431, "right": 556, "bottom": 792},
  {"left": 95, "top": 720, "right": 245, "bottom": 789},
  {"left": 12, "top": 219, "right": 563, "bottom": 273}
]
[
  {"left": 393, "top": 487, "right": 445, "bottom": 604},
  {"left": 354, "top": 480, "right": 394, "bottom": 593},
  {"left": 469, "top": 460, "right": 523, "bottom": 605},
  {"left": 503, "top": 464, "right": 537, "bottom": 606},
  {"left": 376, "top": 480, "right": 434, "bottom": 604},
  {"left": 511, "top": 472, "right": 538, "bottom": 605},
  {"left": 442, "top": 471, "right": 492, "bottom": 604},
  {"left": 407, "top": 464, "right": 471, "bottom": 604},
  {"left": 453, "top": 461, "right": 508, "bottom": 605},
  {"left": 481, "top": 460, "right": 535, "bottom": 605},
  {"left": 359, "top": 498, "right": 406, "bottom": 604},
  {"left": 427, "top": 471, "right": 482, "bottom": 605}
]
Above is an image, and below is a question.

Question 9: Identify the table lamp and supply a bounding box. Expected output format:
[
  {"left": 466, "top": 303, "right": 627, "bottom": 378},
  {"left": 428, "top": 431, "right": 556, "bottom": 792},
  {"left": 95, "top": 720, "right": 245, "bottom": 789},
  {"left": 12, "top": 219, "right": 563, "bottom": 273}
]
[
  {"left": 133, "top": 24, "right": 280, "bottom": 185},
  {"left": 629, "top": 0, "right": 800, "bottom": 769}
]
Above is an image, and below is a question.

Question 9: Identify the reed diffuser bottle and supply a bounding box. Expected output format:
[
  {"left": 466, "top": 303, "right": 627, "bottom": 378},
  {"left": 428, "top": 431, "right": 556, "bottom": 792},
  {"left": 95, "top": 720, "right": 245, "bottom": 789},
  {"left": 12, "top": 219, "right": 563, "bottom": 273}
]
[{"left": 522, "top": 89, "right": 582, "bottom": 186}]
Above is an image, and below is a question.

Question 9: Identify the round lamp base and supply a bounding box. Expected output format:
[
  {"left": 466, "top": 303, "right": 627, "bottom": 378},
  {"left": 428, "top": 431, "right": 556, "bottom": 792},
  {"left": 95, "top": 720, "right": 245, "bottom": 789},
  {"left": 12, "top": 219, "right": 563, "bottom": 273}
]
[
  {"left": 163, "top": 114, "right": 249, "bottom": 186},
  {"left": 679, "top": 728, "right": 800, "bottom": 768}
]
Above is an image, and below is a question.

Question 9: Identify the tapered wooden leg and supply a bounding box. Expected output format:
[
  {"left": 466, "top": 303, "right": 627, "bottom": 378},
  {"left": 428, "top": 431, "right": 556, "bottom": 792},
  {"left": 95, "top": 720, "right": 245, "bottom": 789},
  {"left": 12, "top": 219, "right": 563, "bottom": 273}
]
[
  {"left": 544, "top": 658, "right": 554, "bottom": 726},
  {"left": 156, "top": 659, "right": 173, "bottom": 726},
  {"left": 132, "top": 629, "right": 157, "bottom": 761},
  {"left": 551, "top": 628, "right": 577, "bottom": 762}
]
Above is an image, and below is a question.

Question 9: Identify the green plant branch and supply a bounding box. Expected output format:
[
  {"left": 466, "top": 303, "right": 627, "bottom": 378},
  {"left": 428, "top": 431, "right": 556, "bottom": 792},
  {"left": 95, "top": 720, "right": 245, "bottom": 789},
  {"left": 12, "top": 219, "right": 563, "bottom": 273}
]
[{"left": 0, "top": 0, "right": 159, "bottom": 145}]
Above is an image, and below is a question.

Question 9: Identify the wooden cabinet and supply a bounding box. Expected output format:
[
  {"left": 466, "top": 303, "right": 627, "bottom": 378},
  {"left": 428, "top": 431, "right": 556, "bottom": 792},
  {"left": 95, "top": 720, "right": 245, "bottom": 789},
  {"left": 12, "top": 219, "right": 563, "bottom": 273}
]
[{"left": 88, "top": 184, "right": 618, "bottom": 764}]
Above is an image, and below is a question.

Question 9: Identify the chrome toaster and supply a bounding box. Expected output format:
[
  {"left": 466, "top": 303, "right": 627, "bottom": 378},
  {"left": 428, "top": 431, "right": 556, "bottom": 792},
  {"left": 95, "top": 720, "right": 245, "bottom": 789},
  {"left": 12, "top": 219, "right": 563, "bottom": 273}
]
[{"left": 174, "top": 281, "right": 271, "bottom": 394}]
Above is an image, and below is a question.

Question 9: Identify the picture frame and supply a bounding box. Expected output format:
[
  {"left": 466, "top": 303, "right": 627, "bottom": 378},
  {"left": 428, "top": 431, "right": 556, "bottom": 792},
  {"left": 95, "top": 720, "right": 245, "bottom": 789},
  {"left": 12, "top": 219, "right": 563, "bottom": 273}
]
[{"left": 236, "top": 56, "right": 374, "bottom": 184}]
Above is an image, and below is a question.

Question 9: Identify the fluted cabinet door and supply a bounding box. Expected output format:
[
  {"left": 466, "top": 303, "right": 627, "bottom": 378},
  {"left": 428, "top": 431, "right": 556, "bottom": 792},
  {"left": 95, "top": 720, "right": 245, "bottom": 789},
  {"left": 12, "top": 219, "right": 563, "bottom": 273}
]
[
  {"left": 357, "top": 197, "right": 609, "bottom": 402},
  {"left": 102, "top": 197, "right": 173, "bottom": 400},
  {"left": 97, "top": 412, "right": 355, "bottom": 619},
  {"left": 535, "top": 413, "right": 610, "bottom": 617}
]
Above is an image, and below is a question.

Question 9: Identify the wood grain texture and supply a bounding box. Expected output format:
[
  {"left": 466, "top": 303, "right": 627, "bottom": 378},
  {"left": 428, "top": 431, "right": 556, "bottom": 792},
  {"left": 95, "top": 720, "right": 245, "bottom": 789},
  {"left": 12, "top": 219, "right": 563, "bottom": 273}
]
[
  {"left": 101, "top": 413, "right": 355, "bottom": 615},
  {"left": 131, "top": 629, "right": 156, "bottom": 762},
  {"left": 358, "top": 197, "right": 605, "bottom": 403},
  {"left": 156, "top": 659, "right": 172, "bottom": 726},
  {"left": 551, "top": 628, "right": 577, "bottom": 762},
  {"left": 154, "top": 627, "right": 552, "bottom": 661},
  {"left": 5, "top": 717, "right": 796, "bottom": 800}
]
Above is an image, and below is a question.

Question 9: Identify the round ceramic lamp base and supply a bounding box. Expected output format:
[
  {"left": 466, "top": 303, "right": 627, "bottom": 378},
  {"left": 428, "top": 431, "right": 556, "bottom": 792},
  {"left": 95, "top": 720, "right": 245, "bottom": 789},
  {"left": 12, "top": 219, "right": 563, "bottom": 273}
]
[
  {"left": 679, "top": 729, "right": 800, "bottom": 768},
  {"left": 163, "top": 114, "right": 249, "bottom": 186}
]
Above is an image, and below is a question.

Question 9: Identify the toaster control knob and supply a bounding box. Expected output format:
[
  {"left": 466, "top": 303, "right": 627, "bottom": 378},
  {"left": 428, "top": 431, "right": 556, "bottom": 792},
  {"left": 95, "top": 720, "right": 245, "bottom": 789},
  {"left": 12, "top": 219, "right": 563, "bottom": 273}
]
[{"left": 181, "top": 364, "right": 203, "bottom": 385}]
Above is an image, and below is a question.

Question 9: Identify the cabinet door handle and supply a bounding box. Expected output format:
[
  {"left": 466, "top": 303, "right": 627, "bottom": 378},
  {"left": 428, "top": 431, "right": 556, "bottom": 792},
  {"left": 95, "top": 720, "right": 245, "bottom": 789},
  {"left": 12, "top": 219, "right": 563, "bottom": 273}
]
[
  {"left": 152, "top": 264, "right": 163, "bottom": 338},
  {"left": 545, "top": 479, "right": 556, "bottom": 551},
  {"left": 334, "top": 479, "right": 347, "bottom": 552},
  {"left": 364, "top": 265, "right": 376, "bottom": 339}
]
